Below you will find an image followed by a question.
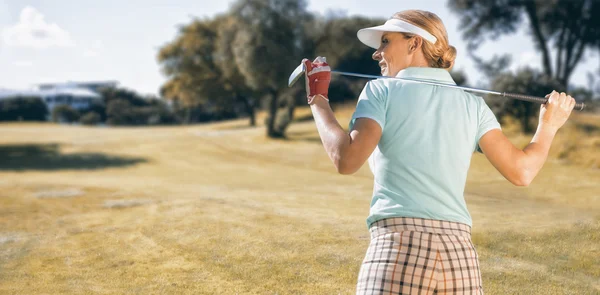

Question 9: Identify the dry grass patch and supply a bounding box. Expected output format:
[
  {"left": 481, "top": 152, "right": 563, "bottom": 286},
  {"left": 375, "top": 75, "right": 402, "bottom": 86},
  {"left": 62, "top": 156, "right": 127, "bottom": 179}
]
[{"left": 0, "top": 109, "right": 598, "bottom": 294}]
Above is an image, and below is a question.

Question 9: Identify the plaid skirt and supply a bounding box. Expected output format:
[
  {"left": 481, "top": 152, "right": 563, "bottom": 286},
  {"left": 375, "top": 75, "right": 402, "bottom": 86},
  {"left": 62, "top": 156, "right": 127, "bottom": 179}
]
[{"left": 356, "top": 217, "right": 483, "bottom": 295}]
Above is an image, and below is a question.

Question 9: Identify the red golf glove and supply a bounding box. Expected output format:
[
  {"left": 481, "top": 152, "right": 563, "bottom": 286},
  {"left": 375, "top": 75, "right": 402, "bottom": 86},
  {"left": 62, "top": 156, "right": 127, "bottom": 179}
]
[{"left": 303, "top": 56, "right": 331, "bottom": 104}]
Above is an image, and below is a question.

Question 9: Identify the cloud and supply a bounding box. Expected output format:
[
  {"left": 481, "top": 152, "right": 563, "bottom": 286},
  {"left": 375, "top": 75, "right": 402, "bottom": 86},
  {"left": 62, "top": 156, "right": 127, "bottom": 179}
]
[
  {"left": 1, "top": 6, "right": 75, "bottom": 48},
  {"left": 83, "top": 40, "right": 103, "bottom": 58},
  {"left": 83, "top": 49, "right": 98, "bottom": 57},
  {"left": 12, "top": 60, "right": 33, "bottom": 67}
]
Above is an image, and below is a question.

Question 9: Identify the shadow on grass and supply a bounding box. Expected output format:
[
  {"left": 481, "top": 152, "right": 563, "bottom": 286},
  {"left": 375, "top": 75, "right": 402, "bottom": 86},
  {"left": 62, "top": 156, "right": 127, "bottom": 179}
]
[{"left": 0, "top": 143, "right": 147, "bottom": 171}]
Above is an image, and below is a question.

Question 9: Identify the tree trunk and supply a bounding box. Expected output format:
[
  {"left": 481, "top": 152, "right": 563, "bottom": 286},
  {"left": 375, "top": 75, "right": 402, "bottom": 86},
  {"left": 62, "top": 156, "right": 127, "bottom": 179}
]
[
  {"left": 521, "top": 105, "right": 535, "bottom": 134},
  {"left": 185, "top": 107, "right": 192, "bottom": 124},
  {"left": 266, "top": 90, "right": 284, "bottom": 138},
  {"left": 284, "top": 99, "right": 296, "bottom": 125},
  {"left": 524, "top": 2, "right": 553, "bottom": 77},
  {"left": 248, "top": 105, "right": 256, "bottom": 127},
  {"left": 273, "top": 95, "right": 297, "bottom": 136},
  {"left": 238, "top": 94, "right": 255, "bottom": 126}
]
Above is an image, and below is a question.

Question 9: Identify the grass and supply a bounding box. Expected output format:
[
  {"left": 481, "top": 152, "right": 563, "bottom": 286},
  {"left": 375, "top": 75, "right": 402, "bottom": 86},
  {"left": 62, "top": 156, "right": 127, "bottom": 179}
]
[{"left": 0, "top": 106, "right": 598, "bottom": 294}]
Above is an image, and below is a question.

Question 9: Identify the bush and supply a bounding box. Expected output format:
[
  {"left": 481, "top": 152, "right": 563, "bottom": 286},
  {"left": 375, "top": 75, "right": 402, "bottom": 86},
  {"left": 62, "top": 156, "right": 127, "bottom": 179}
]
[
  {"left": 80, "top": 103, "right": 106, "bottom": 122},
  {"left": 327, "top": 78, "right": 357, "bottom": 103},
  {"left": 106, "top": 99, "right": 178, "bottom": 126},
  {"left": 488, "top": 68, "right": 563, "bottom": 133},
  {"left": 51, "top": 105, "right": 80, "bottom": 123},
  {"left": 0, "top": 96, "right": 48, "bottom": 121},
  {"left": 106, "top": 99, "right": 133, "bottom": 125},
  {"left": 148, "top": 99, "right": 179, "bottom": 124},
  {"left": 79, "top": 112, "right": 102, "bottom": 125}
]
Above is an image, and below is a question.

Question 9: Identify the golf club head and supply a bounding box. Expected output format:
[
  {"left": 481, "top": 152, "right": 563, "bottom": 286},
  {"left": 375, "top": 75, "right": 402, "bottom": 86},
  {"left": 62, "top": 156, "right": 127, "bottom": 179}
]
[{"left": 287, "top": 63, "right": 305, "bottom": 87}]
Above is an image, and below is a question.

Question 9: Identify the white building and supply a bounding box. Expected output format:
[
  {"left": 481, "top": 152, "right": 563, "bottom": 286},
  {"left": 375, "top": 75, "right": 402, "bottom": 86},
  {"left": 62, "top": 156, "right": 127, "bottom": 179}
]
[{"left": 0, "top": 81, "right": 117, "bottom": 111}]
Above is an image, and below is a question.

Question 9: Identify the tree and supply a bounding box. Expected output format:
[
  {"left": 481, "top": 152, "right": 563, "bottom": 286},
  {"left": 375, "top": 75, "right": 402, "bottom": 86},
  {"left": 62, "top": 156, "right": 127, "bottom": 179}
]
[
  {"left": 79, "top": 112, "right": 102, "bottom": 126},
  {"left": 309, "top": 16, "right": 383, "bottom": 76},
  {"left": 229, "top": 0, "right": 312, "bottom": 138},
  {"left": 306, "top": 16, "right": 384, "bottom": 103},
  {"left": 213, "top": 15, "right": 257, "bottom": 126},
  {"left": 99, "top": 87, "right": 148, "bottom": 107},
  {"left": 448, "top": 0, "right": 600, "bottom": 130},
  {"left": 569, "top": 85, "right": 596, "bottom": 112},
  {"left": 488, "top": 67, "right": 562, "bottom": 133},
  {"left": 158, "top": 16, "right": 256, "bottom": 125},
  {"left": 448, "top": 0, "right": 600, "bottom": 88},
  {"left": 450, "top": 69, "right": 469, "bottom": 86},
  {"left": 101, "top": 87, "right": 177, "bottom": 126},
  {"left": 158, "top": 18, "right": 233, "bottom": 122},
  {"left": 0, "top": 96, "right": 48, "bottom": 121},
  {"left": 51, "top": 105, "right": 80, "bottom": 123}
]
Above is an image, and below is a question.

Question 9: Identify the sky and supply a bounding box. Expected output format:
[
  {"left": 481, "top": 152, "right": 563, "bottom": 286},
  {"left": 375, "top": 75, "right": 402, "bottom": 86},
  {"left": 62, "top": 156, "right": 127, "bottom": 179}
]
[{"left": 0, "top": 0, "right": 598, "bottom": 96}]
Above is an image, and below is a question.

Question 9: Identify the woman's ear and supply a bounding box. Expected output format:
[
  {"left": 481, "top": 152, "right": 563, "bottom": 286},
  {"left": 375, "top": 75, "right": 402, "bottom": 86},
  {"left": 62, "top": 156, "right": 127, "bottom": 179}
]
[{"left": 409, "top": 36, "right": 423, "bottom": 53}]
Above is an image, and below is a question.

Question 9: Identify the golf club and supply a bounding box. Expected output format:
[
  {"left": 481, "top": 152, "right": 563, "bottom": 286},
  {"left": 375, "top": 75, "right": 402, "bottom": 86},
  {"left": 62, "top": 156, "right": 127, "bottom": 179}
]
[{"left": 288, "top": 63, "right": 586, "bottom": 111}]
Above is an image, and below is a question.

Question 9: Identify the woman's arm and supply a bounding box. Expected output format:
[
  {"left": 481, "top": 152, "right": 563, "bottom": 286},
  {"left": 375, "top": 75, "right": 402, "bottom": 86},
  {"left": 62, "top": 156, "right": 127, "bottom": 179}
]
[
  {"left": 302, "top": 57, "right": 382, "bottom": 174},
  {"left": 479, "top": 91, "right": 576, "bottom": 186},
  {"left": 310, "top": 95, "right": 382, "bottom": 174}
]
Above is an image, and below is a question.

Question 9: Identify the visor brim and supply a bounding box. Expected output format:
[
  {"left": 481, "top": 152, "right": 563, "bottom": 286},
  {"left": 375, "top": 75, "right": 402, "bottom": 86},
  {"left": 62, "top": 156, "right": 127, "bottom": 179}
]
[{"left": 357, "top": 24, "right": 412, "bottom": 49}]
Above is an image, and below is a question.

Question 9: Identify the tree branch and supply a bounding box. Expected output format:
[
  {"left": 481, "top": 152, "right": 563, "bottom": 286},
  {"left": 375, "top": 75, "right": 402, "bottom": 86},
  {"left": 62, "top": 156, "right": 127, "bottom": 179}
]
[
  {"left": 562, "top": 28, "right": 576, "bottom": 84},
  {"left": 564, "top": 38, "right": 586, "bottom": 86},
  {"left": 555, "top": 25, "right": 567, "bottom": 81},
  {"left": 524, "top": 1, "right": 553, "bottom": 76}
]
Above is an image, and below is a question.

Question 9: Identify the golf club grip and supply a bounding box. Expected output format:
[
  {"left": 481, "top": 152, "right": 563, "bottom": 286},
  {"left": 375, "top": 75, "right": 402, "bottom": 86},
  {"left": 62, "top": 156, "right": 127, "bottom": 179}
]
[{"left": 504, "top": 92, "right": 586, "bottom": 111}]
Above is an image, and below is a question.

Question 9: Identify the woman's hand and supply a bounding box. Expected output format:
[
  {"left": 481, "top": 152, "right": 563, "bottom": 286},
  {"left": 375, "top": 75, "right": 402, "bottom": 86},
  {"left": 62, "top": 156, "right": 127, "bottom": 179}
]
[
  {"left": 539, "top": 91, "right": 576, "bottom": 133},
  {"left": 479, "top": 90, "right": 577, "bottom": 186},
  {"left": 303, "top": 56, "right": 331, "bottom": 104}
]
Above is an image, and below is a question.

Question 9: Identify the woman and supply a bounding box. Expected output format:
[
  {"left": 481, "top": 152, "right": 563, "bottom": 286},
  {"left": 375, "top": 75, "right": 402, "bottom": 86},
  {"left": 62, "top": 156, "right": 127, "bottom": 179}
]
[{"left": 302, "top": 10, "right": 576, "bottom": 295}]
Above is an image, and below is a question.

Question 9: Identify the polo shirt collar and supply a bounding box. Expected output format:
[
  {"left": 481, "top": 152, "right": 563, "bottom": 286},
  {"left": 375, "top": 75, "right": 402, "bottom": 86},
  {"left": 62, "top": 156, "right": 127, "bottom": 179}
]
[{"left": 395, "top": 67, "right": 456, "bottom": 85}]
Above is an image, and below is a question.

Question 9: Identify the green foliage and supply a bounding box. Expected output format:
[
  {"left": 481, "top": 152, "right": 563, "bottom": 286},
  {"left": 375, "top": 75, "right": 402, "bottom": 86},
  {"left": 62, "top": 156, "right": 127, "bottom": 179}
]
[
  {"left": 79, "top": 112, "right": 102, "bottom": 126},
  {"left": 80, "top": 102, "right": 107, "bottom": 122},
  {"left": 310, "top": 16, "right": 383, "bottom": 76},
  {"left": 157, "top": 0, "right": 314, "bottom": 135},
  {"left": 328, "top": 79, "right": 357, "bottom": 103},
  {"left": 229, "top": 0, "right": 312, "bottom": 137},
  {"left": 230, "top": 0, "right": 310, "bottom": 92},
  {"left": 98, "top": 87, "right": 177, "bottom": 126},
  {"left": 448, "top": 0, "right": 600, "bottom": 87},
  {"left": 156, "top": 0, "right": 392, "bottom": 137},
  {"left": 306, "top": 16, "right": 384, "bottom": 105},
  {"left": 147, "top": 99, "right": 179, "bottom": 125},
  {"left": 51, "top": 105, "right": 80, "bottom": 123},
  {"left": 0, "top": 96, "right": 48, "bottom": 121},
  {"left": 157, "top": 15, "right": 252, "bottom": 125},
  {"left": 99, "top": 87, "right": 148, "bottom": 107},
  {"left": 488, "top": 68, "right": 563, "bottom": 133},
  {"left": 450, "top": 69, "right": 469, "bottom": 86},
  {"left": 106, "top": 99, "right": 133, "bottom": 125},
  {"left": 449, "top": 0, "right": 600, "bottom": 123},
  {"left": 105, "top": 98, "right": 178, "bottom": 126}
]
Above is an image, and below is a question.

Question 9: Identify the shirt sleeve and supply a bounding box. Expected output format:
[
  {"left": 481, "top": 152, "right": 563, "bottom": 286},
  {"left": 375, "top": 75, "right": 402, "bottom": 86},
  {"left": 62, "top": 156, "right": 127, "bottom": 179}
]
[
  {"left": 349, "top": 80, "right": 388, "bottom": 131},
  {"left": 475, "top": 99, "right": 501, "bottom": 153}
]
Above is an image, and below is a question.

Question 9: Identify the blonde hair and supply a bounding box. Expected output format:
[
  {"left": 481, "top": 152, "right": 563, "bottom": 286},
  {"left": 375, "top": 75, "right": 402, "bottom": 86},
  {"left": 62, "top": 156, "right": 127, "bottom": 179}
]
[{"left": 392, "top": 10, "right": 456, "bottom": 70}]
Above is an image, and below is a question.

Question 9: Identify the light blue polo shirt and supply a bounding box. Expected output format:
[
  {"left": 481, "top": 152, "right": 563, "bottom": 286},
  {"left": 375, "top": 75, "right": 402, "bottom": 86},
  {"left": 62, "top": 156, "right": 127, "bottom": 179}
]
[{"left": 349, "top": 67, "right": 501, "bottom": 228}]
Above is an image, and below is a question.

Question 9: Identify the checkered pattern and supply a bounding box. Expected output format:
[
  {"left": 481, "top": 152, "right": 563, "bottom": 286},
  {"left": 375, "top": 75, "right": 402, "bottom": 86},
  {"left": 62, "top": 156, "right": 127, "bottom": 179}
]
[{"left": 356, "top": 217, "right": 483, "bottom": 295}]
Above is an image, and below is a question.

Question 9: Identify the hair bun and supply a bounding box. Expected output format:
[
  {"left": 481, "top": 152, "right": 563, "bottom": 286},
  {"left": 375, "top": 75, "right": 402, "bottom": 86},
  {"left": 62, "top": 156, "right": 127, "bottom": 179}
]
[
  {"left": 393, "top": 10, "right": 457, "bottom": 70},
  {"left": 439, "top": 45, "right": 456, "bottom": 69}
]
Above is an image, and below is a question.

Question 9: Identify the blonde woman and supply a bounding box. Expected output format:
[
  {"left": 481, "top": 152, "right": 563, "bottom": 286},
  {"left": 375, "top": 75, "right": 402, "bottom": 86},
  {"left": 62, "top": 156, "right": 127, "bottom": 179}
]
[{"left": 302, "top": 10, "right": 576, "bottom": 295}]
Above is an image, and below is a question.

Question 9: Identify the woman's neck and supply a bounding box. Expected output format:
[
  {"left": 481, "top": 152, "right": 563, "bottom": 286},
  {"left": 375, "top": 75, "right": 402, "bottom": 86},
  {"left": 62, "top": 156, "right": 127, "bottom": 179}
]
[{"left": 408, "top": 54, "right": 430, "bottom": 68}]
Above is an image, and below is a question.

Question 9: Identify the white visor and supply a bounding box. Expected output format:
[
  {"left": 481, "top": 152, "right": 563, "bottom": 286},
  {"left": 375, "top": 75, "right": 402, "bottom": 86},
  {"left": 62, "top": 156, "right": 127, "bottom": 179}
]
[{"left": 357, "top": 19, "right": 437, "bottom": 49}]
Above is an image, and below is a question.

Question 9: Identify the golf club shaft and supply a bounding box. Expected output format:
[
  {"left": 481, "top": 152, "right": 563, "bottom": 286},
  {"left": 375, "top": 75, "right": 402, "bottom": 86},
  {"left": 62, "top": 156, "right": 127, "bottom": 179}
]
[{"left": 332, "top": 70, "right": 586, "bottom": 111}]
